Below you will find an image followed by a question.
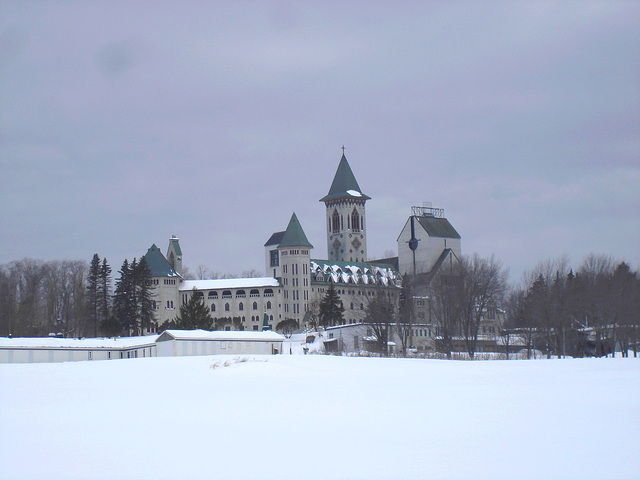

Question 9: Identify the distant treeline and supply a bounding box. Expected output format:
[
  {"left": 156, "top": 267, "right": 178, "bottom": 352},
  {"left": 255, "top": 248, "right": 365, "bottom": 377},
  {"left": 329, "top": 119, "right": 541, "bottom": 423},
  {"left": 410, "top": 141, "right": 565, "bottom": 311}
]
[
  {"left": 505, "top": 255, "right": 639, "bottom": 358},
  {"left": 1, "top": 253, "right": 638, "bottom": 358}
]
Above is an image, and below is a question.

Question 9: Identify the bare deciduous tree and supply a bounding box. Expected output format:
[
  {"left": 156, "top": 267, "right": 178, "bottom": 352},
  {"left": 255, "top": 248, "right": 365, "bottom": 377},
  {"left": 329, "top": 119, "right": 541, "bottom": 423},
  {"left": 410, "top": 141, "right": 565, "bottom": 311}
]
[{"left": 459, "top": 254, "right": 509, "bottom": 359}]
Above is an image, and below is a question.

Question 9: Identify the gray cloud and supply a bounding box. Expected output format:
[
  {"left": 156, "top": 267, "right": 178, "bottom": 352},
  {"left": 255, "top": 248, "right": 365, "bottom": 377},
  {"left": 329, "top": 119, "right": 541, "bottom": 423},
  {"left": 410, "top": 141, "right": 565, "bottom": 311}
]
[{"left": 1, "top": 1, "right": 638, "bottom": 282}]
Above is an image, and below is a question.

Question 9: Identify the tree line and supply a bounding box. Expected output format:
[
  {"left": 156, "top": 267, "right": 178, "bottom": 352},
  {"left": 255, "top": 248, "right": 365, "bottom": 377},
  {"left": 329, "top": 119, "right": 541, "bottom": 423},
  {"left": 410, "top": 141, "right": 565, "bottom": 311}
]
[
  {"left": 0, "top": 255, "right": 156, "bottom": 338},
  {"left": 505, "top": 255, "right": 639, "bottom": 358},
  {"left": 1, "top": 252, "right": 638, "bottom": 357},
  {"left": 314, "top": 253, "right": 638, "bottom": 359}
]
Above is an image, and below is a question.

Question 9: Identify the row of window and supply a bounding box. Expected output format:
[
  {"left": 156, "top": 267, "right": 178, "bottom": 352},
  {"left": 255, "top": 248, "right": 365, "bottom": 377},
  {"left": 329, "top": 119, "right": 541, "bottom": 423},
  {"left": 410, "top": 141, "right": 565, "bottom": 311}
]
[
  {"left": 211, "top": 301, "right": 272, "bottom": 312},
  {"left": 205, "top": 288, "right": 274, "bottom": 299}
]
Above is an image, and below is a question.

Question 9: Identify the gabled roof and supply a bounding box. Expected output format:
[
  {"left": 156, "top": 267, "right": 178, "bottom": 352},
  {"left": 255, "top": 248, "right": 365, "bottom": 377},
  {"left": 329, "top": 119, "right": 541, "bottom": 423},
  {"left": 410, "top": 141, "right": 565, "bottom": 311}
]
[
  {"left": 264, "top": 231, "right": 285, "bottom": 247},
  {"left": 278, "top": 213, "right": 313, "bottom": 249},
  {"left": 319, "top": 154, "right": 371, "bottom": 202},
  {"left": 415, "top": 216, "right": 461, "bottom": 239},
  {"left": 369, "top": 256, "right": 399, "bottom": 271},
  {"left": 144, "top": 244, "right": 181, "bottom": 278},
  {"left": 413, "top": 248, "right": 461, "bottom": 286}
]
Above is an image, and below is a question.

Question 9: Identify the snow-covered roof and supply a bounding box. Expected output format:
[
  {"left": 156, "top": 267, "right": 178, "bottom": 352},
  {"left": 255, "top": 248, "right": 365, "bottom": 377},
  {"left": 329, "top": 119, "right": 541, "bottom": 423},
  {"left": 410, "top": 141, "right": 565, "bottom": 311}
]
[
  {"left": 158, "top": 329, "right": 285, "bottom": 342},
  {"left": 310, "top": 260, "right": 400, "bottom": 287},
  {"left": 181, "top": 277, "right": 280, "bottom": 292},
  {"left": 0, "top": 335, "right": 159, "bottom": 350}
]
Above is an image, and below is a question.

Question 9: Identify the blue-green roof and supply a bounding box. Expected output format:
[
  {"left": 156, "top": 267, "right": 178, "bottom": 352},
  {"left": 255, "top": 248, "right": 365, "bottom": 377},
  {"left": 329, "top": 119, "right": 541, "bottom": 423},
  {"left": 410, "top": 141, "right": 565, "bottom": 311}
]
[
  {"left": 320, "top": 154, "right": 370, "bottom": 202},
  {"left": 168, "top": 237, "right": 182, "bottom": 256},
  {"left": 278, "top": 213, "right": 313, "bottom": 248},
  {"left": 144, "top": 244, "right": 181, "bottom": 278},
  {"left": 416, "top": 216, "right": 461, "bottom": 239}
]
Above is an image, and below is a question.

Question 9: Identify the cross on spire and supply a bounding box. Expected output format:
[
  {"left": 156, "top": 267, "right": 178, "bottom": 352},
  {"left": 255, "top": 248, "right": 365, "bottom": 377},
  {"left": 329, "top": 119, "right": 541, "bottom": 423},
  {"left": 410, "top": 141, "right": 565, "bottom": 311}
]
[{"left": 341, "top": 145, "right": 345, "bottom": 155}]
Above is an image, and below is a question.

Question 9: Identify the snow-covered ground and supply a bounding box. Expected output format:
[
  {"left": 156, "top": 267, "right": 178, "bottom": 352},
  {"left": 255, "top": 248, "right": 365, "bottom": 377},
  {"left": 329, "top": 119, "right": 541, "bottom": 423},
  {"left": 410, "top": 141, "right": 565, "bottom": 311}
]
[{"left": 1, "top": 355, "right": 638, "bottom": 480}]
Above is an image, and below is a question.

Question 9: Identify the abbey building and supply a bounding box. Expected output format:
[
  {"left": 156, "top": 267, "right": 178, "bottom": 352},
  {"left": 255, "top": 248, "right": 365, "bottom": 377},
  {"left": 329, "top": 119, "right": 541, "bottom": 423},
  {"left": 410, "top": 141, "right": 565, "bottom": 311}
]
[{"left": 142, "top": 152, "right": 462, "bottom": 337}]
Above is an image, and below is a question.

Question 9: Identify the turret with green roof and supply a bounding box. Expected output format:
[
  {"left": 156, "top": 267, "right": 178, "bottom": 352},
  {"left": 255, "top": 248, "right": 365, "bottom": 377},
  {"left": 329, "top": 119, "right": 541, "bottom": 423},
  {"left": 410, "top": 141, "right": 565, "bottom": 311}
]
[
  {"left": 279, "top": 212, "right": 313, "bottom": 248},
  {"left": 277, "top": 212, "right": 312, "bottom": 326}
]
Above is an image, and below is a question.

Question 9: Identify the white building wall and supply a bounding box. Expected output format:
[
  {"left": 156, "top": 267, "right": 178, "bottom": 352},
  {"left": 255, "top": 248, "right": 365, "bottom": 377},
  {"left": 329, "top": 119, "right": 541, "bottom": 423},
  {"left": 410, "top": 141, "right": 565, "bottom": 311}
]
[
  {"left": 0, "top": 345, "right": 157, "bottom": 364},
  {"left": 265, "top": 246, "right": 282, "bottom": 279},
  {"left": 151, "top": 278, "right": 180, "bottom": 329},
  {"left": 397, "top": 220, "right": 461, "bottom": 276},
  {"left": 155, "top": 339, "right": 282, "bottom": 357},
  {"left": 180, "top": 285, "right": 283, "bottom": 331}
]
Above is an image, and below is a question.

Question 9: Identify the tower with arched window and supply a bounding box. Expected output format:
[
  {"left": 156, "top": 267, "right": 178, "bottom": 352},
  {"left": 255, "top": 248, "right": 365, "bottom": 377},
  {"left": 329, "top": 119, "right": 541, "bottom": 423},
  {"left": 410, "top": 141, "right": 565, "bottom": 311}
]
[{"left": 320, "top": 153, "right": 370, "bottom": 263}]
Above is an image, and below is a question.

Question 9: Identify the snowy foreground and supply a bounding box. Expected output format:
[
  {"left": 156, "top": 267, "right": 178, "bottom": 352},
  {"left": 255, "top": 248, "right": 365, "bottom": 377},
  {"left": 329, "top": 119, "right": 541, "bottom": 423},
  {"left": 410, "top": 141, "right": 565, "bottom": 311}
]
[{"left": 1, "top": 355, "right": 638, "bottom": 480}]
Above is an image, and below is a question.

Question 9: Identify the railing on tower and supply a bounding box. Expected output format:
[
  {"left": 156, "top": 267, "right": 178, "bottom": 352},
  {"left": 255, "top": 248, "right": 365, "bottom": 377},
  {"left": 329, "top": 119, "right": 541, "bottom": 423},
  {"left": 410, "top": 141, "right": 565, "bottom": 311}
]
[{"left": 411, "top": 204, "right": 445, "bottom": 218}]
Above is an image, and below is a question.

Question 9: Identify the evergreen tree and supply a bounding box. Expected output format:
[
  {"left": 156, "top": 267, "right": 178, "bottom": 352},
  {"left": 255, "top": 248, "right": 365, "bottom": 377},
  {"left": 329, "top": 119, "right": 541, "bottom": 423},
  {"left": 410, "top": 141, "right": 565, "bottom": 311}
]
[
  {"left": 114, "top": 259, "right": 135, "bottom": 335},
  {"left": 134, "top": 257, "right": 155, "bottom": 334},
  {"left": 86, "top": 254, "right": 101, "bottom": 337},
  {"left": 318, "top": 282, "right": 345, "bottom": 327},
  {"left": 169, "top": 288, "right": 213, "bottom": 330},
  {"left": 98, "top": 257, "right": 112, "bottom": 334}
]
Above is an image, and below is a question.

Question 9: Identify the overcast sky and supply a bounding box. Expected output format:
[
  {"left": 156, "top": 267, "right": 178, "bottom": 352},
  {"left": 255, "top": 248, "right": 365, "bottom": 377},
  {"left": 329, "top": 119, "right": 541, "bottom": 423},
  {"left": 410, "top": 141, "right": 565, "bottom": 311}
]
[{"left": 1, "top": 1, "right": 638, "bottom": 284}]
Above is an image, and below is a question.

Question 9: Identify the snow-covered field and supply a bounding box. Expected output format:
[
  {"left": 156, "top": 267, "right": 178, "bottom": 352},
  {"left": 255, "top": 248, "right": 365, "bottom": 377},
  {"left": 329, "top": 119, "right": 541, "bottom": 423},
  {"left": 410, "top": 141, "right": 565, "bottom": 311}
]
[{"left": 1, "top": 355, "right": 638, "bottom": 480}]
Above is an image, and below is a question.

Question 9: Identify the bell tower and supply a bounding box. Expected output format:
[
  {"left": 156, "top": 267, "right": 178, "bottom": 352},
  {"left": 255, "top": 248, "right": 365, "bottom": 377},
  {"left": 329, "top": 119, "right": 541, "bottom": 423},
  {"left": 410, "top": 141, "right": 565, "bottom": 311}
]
[{"left": 320, "top": 150, "right": 370, "bottom": 263}]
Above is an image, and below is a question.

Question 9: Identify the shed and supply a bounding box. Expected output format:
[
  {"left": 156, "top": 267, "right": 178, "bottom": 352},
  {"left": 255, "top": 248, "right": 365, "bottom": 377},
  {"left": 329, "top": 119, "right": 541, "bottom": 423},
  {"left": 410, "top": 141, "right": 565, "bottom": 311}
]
[
  {"left": 0, "top": 336, "right": 158, "bottom": 364},
  {"left": 156, "top": 329, "right": 285, "bottom": 357}
]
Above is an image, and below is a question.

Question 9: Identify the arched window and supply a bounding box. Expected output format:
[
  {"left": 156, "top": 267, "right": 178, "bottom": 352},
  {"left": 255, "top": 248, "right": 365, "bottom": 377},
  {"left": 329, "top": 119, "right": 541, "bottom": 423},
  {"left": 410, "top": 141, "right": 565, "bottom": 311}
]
[
  {"left": 208, "top": 291, "right": 218, "bottom": 298},
  {"left": 264, "top": 288, "right": 274, "bottom": 297},
  {"left": 250, "top": 289, "right": 259, "bottom": 297},
  {"left": 239, "top": 302, "right": 244, "bottom": 311},
  {"left": 236, "top": 290, "right": 246, "bottom": 297},
  {"left": 267, "top": 301, "right": 272, "bottom": 310},
  {"left": 211, "top": 304, "right": 216, "bottom": 312},
  {"left": 225, "top": 303, "right": 230, "bottom": 312},
  {"left": 252, "top": 301, "right": 258, "bottom": 310},
  {"left": 332, "top": 209, "right": 340, "bottom": 233},
  {"left": 351, "top": 208, "right": 360, "bottom": 232},
  {"left": 222, "top": 290, "right": 232, "bottom": 298}
]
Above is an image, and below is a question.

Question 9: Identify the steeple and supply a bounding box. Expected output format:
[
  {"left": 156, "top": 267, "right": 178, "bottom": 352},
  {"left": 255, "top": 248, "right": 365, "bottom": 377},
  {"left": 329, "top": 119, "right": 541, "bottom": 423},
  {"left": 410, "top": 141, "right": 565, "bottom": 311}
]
[
  {"left": 319, "top": 154, "right": 371, "bottom": 202},
  {"left": 321, "top": 151, "right": 370, "bottom": 263},
  {"left": 166, "top": 235, "right": 183, "bottom": 276},
  {"left": 279, "top": 212, "right": 313, "bottom": 248}
]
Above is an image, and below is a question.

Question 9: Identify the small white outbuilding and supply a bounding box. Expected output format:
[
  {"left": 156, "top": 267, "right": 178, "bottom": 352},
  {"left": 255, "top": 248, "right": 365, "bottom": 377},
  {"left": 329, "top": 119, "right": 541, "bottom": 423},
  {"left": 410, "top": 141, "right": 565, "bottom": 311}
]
[
  {"left": 156, "top": 329, "right": 285, "bottom": 357},
  {"left": 0, "top": 336, "right": 158, "bottom": 364}
]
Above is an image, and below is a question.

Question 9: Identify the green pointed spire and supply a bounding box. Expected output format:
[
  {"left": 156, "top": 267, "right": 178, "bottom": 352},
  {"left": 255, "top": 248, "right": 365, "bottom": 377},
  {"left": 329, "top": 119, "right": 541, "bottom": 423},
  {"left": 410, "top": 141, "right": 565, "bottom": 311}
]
[
  {"left": 262, "top": 313, "right": 270, "bottom": 331},
  {"left": 278, "top": 212, "right": 313, "bottom": 248},
  {"left": 320, "top": 153, "right": 371, "bottom": 202}
]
